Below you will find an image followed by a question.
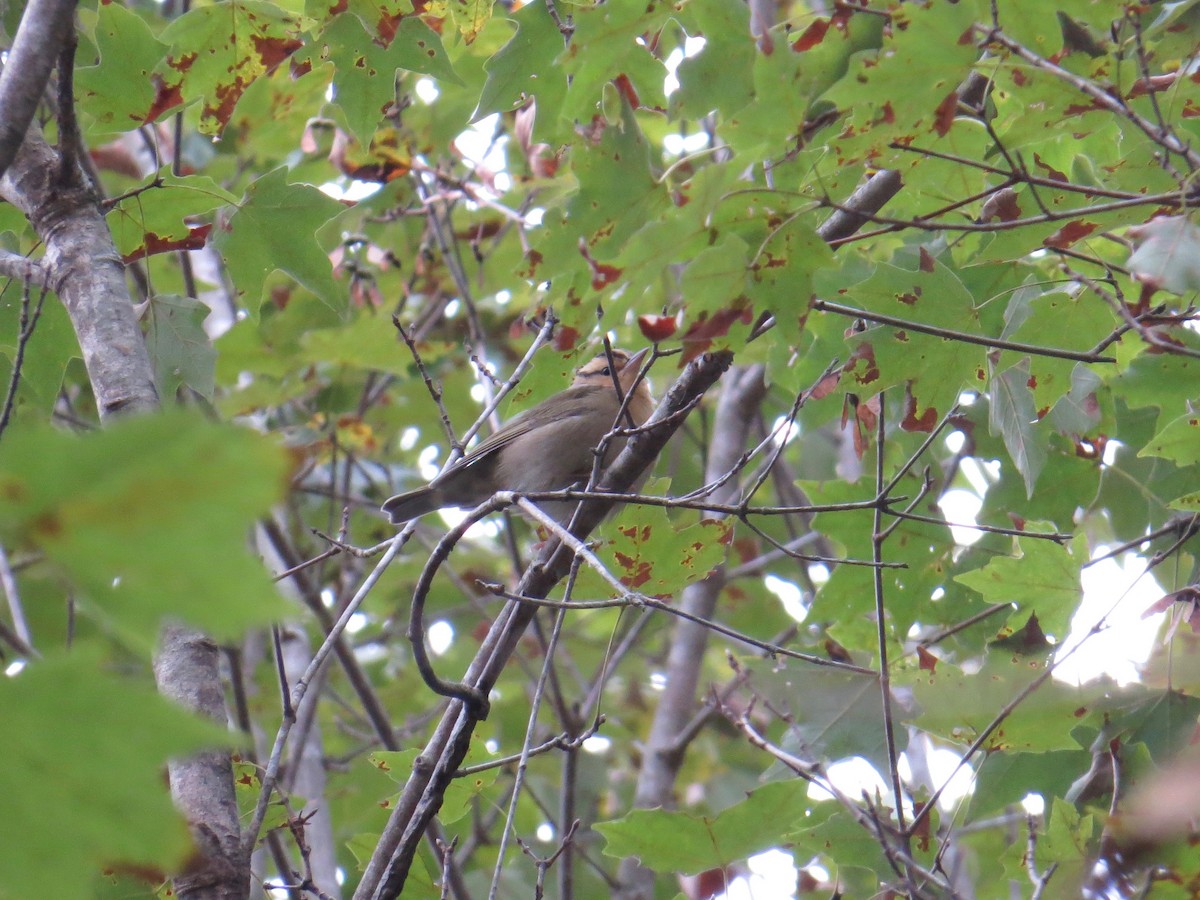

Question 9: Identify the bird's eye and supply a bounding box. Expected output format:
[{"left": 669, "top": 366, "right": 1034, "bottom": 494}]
[{"left": 599, "top": 366, "right": 611, "bottom": 376}]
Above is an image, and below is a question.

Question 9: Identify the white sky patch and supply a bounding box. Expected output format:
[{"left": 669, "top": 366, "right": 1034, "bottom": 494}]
[
  {"left": 319, "top": 180, "right": 383, "bottom": 202},
  {"left": 436, "top": 506, "right": 503, "bottom": 540},
  {"left": 1054, "top": 553, "right": 1165, "bottom": 685},
  {"left": 959, "top": 456, "right": 997, "bottom": 495},
  {"left": 454, "top": 113, "right": 511, "bottom": 195},
  {"left": 428, "top": 620, "right": 454, "bottom": 655},
  {"left": 717, "top": 848, "right": 797, "bottom": 900},
  {"left": 536, "top": 823, "right": 555, "bottom": 842},
  {"left": 417, "top": 444, "right": 441, "bottom": 481},
  {"left": 808, "top": 757, "right": 896, "bottom": 811},
  {"left": 664, "top": 130, "right": 712, "bottom": 156},
  {"left": 5, "top": 660, "right": 26, "bottom": 677},
  {"left": 582, "top": 734, "right": 611, "bottom": 754},
  {"left": 414, "top": 77, "right": 440, "bottom": 104},
  {"left": 346, "top": 611, "right": 368, "bottom": 634},
  {"left": 649, "top": 671, "right": 667, "bottom": 691},
  {"left": 769, "top": 414, "right": 800, "bottom": 448},
  {"left": 938, "top": 488, "right": 984, "bottom": 547},
  {"left": 765, "top": 574, "right": 808, "bottom": 623},
  {"left": 899, "top": 745, "right": 975, "bottom": 811},
  {"left": 399, "top": 426, "right": 420, "bottom": 451},
  {"left": 663, "top": 35, "right": 707, "bottom": 95},
  {"left": 1022, "top": 793, "right": 1045, "bottom": 816},
  {"left": 1102, "top": 438, "right": 1122, "bottom": 466}
]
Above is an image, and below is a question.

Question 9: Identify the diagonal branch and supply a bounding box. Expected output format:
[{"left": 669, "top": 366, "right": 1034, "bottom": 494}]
[{"left": 0, "top": 0, "right": 78, "bottom": 182}]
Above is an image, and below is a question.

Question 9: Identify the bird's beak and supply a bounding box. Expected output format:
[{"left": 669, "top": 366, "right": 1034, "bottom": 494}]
[
  {"left": 617, "top": 347, "right": 650, "bottom": 393},
  {"left": 620, "top": 347, "right": 649, "bottom": 374}
]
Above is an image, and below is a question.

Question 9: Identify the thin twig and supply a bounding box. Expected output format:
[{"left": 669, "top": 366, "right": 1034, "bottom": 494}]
[{"left": 814, "top": 299, "right": 1116, "bottom": 364}]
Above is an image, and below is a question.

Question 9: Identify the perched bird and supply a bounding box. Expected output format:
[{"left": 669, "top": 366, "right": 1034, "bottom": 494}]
[{"left": 383, "top": 348, "right": 654, "bottom": 524}]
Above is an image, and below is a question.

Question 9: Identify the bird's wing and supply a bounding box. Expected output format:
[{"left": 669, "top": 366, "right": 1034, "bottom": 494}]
[{"left": 435, "top": 387, "right": 598, "bottom": 480}]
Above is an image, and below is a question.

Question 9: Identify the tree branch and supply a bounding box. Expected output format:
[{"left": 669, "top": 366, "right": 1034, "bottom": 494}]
[{"left": 0, "top": 0, "right": 78, "bottom": 182}]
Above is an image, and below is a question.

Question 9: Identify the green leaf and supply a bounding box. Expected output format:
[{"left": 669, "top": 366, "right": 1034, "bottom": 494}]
[
  {"left": 955, "top": 538, "right": 1081, "bottom": 638},
  {"left": 989, "top": 360, "right": 1048, "bottom": 498},
  {"left": 901, "top": 654, "right": 1097, "bottom": 753},
  {"left": 822, "top": 0, "right": 977, "bottom": 166},
  {"left": 299, "top": 312, "right": 411, "bottom": 375},
  {"left": 0, "top": 411, "right": 291, "bottom": 641},
  {"left": 107, "top": 172, "right": 237, "bottom": 261},
  {"left": 0, "top": 290, "right": 76, "bottom": 412},
  {"left": 969, "top": 749, "right": 1091, "bottom": 821},
  {"left": 742, "top": 660, "right": 889, "bottom": 772},
  {"left": 531, "top": 95, "right": 664, "bottom": 285},
  {"left": 320, "top": 13, "right": 462, "bottom": 142},
  {"left": 595, "top": 780, "right": 811, "bottom": 874},
  {"left": 1140, "top": 411, "right": 1200, "bottom": 467},
  {"left": 0, "top": 649, "right": 230, "bottom": 898},
  {"left": 213, "top": 167, "right": 345, "bottom": 309},
  {"left": 448, "top": 0, "right": 493, "bottom": 45},
  {"left": 1127, "top": 216, "right": 1200, "bottom": 295},
  {"left": 558, "top": 0, "right": 670, "bottom": 121},
  {"left": 76, "top": 3, "right": 167, "bottom": 132},
  {"left": 672, "top": 0, "right": 755, "bottom": 119},
  {"left": 145, "top": 294, "right": 218, "bottom": 399},
  {"left": 473, "top": 0, "right": 568, "bottom": 129}
]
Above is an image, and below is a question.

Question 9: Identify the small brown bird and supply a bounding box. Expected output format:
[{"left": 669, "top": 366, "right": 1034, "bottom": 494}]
[{"left": 383, "top": 348, "right": 654, "bottom": 524}]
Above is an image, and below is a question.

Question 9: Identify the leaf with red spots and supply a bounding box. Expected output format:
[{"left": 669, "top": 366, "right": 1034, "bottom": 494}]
[
  {"left": 979, "top": 187, "right": 1022, "bottom": 223},
  {"left": 553, "top": 326, "right": 581, "bottom": 352},
  {"left": 578, "top": 238, "right": 624, "bottom": 290},
  {"left": 157, "top": 0, "right": 304, "bottom": 135},
  {"left": 612, "top": 73, "right": 641, "bottom": 108},
  {"left": 448, "top": 0, "right": 492, "bottom": 45},
  {"left": 591, "top": 504, "right": 731, "bottom": 599},
  {"left": 680, "top": 306, "right": 753, "bottom": 363},
  {"left": 821, "top": 1, "right": 977, "bottom": 166},
  {"left": 107, "top": 173, "right": 235, "bottom": 263},
  {"left": 313, "top": 13, "right": 461, "bottom": 143},
  {"left": 901, "top": 382, "right": 938, "bottom": 432},
  {"left": 829, "top": 256, "right": 984, "bottom": 426}
]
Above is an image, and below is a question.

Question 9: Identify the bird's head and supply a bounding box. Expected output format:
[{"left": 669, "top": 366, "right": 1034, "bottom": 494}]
[{"left": 572, "top": 347, "right": 650, "bottom": 398}]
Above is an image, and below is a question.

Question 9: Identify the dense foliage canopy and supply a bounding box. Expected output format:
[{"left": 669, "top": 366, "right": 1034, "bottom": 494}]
[{"left": 1, "top": 0, "right": 1199, "bottom": 897}]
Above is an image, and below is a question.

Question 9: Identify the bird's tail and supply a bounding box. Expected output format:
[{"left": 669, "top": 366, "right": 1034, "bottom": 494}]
[{"left": 382, "top": 487, "right": 441, "bottom": 523}]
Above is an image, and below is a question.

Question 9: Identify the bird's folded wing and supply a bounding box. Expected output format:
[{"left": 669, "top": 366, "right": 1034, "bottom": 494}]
[{"left": 438, "top": 387, "right": 599, "bottom": 479}]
